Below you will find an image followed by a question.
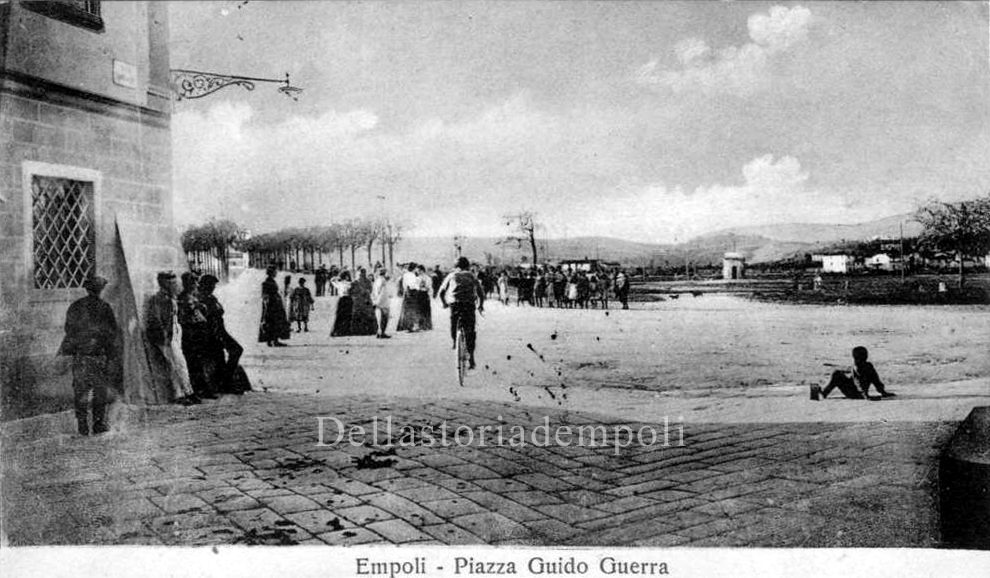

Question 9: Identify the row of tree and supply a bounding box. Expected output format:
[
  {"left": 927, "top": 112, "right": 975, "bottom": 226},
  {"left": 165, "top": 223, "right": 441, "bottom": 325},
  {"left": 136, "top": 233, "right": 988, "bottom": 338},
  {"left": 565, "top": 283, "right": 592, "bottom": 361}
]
[
  {"left": 180, "top": 219, "right": 247, "bottom": 279},
  {"left": 239, "top": 218, "right": 406, "bottom": 272},
  {"left": 181, "top": 217, "right": 408, "bottom": 276}
]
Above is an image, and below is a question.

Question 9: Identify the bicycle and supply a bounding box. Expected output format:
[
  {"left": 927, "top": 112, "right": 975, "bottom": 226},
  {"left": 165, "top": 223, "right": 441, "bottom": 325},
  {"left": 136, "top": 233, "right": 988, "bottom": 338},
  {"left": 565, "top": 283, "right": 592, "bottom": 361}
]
[
  {"left": 454, "top": 308, "right": 482, "bottom": 387},
  {"left": 455, "top": 317, "right": 469, "bottom": 387}
]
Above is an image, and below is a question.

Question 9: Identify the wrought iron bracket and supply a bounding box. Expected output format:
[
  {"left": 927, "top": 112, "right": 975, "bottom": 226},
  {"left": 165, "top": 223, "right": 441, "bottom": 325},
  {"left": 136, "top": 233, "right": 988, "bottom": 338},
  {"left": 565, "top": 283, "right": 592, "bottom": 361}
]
[{"left": 169, "top": 70, "right": 303, "bottom": 101}]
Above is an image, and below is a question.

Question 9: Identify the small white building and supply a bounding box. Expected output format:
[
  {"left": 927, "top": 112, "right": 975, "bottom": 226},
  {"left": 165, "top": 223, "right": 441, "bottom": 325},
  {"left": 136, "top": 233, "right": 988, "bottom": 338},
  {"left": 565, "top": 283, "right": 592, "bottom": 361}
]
[
  {"left": 821, "top": 254, "right": 854, "bottom": 274},
  {"left": 866, "top": 253, "right": 894, "bottom": 272},
  {"left": 722, "top": 252, "right": 746, "bottom": 280}
]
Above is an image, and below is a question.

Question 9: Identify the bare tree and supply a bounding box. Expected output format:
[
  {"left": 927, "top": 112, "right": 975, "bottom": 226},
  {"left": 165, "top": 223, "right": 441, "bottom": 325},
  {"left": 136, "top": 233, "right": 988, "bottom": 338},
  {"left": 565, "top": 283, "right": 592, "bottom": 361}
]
[
  {"left": 382, "top": 220, "right": 406, "bottom": 270},
  {"left": 502, "top": 211, "right": 540, "bottom": 266},
  {"left": 328, "top": 223, "right": 345, "bottom": 268},
  {"left": 378, "top": 218, "right": 388, "bottom": 266},
  {"left": 363, "top": 219, "right": 380, "bottom": 268},
  {"left": 340, "top": 220, "right": 360, "bottom": 271}
]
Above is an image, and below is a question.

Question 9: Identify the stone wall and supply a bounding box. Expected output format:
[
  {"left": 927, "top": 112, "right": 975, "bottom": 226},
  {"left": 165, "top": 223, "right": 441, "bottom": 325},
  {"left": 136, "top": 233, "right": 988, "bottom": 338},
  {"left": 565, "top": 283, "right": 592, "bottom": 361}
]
[{"left": 1, "top": 1, "right": 176, "bottom": 420}]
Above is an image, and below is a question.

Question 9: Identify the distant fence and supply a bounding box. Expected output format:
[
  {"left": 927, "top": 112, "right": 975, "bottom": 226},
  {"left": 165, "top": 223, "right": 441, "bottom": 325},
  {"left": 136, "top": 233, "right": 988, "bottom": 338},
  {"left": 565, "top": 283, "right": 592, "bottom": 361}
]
[{"left": 185, "top": 249, "right": 248, "bottom": 282}]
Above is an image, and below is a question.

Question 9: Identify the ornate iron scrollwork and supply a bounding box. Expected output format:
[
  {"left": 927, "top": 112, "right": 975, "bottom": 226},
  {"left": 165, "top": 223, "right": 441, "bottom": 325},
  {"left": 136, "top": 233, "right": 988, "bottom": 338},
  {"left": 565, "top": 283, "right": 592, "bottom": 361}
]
[{"left": 169, "top": 70, "right": 302, "bottom": 101}]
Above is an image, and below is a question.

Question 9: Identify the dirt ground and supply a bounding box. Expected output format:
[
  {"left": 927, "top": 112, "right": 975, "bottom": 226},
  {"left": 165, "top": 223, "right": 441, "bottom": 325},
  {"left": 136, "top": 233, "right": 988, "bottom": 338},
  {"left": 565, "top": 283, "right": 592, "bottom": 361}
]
[{"left": 220, "top": 270, "right": 989, "bottom": 425}]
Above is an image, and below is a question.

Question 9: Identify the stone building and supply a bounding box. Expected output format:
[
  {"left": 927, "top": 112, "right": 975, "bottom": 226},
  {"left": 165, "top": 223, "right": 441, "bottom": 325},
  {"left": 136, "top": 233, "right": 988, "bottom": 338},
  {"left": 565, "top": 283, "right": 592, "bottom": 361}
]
[
  {"left": 866, "top": 253, "right": 895, "bottom": 272},
  {"left": 1, "top": 1, "right": 180, "bottom": 420},
  {"left": 722, "top": 252, "right": 745, "bottom": 280},
  {"left": 821, "top": 254, "right": 854, "bottom": 274}
]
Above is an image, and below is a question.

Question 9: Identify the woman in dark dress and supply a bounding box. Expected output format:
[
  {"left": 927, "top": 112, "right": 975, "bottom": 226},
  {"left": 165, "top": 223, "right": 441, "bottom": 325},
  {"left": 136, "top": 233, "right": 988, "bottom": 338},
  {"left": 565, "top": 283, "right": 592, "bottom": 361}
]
[
  {"left": 330, "top": 271, "right": 354, "bottom": 337},
  {"left": 349, "top": 268, "right": 378, "bottom": 336},
  {"left": 415, "top": 265, "right": 433, "bottom": 331},
  {"left": 396, "top": 263, "right": 421, "bottom": 332},
  {"left": 259, "top": 265, "right": 291, "bottom": 346}
]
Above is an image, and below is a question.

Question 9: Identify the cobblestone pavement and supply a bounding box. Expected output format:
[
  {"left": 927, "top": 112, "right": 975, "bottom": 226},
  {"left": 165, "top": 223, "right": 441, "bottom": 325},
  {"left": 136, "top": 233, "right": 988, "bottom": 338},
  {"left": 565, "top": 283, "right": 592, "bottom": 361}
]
[{"left": 1, "top": 392, "right": 955, "bottom": 547}]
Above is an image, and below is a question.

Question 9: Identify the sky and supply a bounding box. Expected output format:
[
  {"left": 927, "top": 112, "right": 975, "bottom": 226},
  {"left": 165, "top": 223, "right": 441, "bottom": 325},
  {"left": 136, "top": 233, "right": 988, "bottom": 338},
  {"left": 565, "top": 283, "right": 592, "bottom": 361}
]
[{"left": 168, "top": 1, "right": 990, "bottom": 243}]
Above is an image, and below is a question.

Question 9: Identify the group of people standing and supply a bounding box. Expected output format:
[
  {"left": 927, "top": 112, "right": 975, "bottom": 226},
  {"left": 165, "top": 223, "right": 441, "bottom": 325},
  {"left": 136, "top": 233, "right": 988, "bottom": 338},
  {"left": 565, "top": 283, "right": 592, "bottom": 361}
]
[
  {"left": 327, "top": 268, "right": 379, "bottom": 337},
  {"left": 259, "top": 261, "right": 452, "bottom": 342},
  {"left": 396, "top": 263, "right": 436, "bottom": 332},
  {"left": 312, "top": 264, "right": 342, "bottom": 297},
  {"left": 60, "top": 269, "right": 250, "bottom": 437},
  {"left": 259, "top": 265, "right": 387, "bottom": 343},
  {"left": 156, "top": 270, "right": 249, "bottom": 404},
  {"left": 257, "top": 261, "right": 633, "bottom": 354},
  {"left": 494, "top": 267, "right": 631, "bottom": 310}
]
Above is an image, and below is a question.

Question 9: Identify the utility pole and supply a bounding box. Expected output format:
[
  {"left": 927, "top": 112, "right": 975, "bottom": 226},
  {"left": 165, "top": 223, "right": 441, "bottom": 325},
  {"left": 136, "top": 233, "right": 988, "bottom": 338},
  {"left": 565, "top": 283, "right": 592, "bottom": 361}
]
[
  {"left": 900, "top": 221, "right": 906, "bottom": 283},
  {"left": 377, "top": 195, "right": 387, "bottom": 268}
]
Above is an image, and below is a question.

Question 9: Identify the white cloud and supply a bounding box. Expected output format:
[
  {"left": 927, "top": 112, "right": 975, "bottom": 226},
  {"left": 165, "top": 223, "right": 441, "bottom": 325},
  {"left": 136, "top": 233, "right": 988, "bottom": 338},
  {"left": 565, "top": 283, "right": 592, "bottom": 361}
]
[
  {"left": 674, "top": 37, "right": 711, "bottom": 66},
  {"left": 173, "top": 98, "right": 912, "bottom": 245},
  {"left": 637, "top": 5, "right": 812, "bottom": 96},
  {"left": 171, "top": 103, "right": 383, "bottom": 226},
  {"left": 171, "top": 94, "right": 632, "bottom": 235},
  {"left": 555, "top": 154, "right": 908, "bottom": 244},
  {"left": 748, "top": 5, "right": 812, "bottom": 51}
]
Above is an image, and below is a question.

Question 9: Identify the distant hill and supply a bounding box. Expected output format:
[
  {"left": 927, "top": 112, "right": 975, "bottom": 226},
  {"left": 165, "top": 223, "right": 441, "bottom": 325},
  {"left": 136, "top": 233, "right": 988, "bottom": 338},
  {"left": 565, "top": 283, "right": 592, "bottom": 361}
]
[
  {"left": 394, "top": 236, "right": 671, "bottom": 268},
  {"left": 706, "top": 214, "right": 923, "bottom": 245},
  {"left": 395, "top": 214, "right": 926, "bottom": 267}
]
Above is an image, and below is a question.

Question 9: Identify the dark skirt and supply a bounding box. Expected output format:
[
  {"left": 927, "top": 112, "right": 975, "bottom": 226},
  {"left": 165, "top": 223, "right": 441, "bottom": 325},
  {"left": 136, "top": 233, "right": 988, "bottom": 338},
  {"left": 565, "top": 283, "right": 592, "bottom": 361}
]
[
  {"left": 331, "top": 296, "right": 353, "bottom": 337},
  {"left": 396, "top": 291, "right": 420, "bottom": 331},
  {"left": 350, "top": 294, "right": 378, "bottom": 336},
  {"left": 258, "top": 297, "right": 291, "bottom": 342},
  {"left": 416, "top": 290, "right": 433, "bottom": 330}
]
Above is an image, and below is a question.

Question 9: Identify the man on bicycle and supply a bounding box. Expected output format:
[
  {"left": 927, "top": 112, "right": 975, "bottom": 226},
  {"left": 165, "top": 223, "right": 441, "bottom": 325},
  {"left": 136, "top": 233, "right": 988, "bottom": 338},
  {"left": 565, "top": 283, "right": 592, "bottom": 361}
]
[{"left": 438, "top": 257, "right": 485, "bottom": 369}]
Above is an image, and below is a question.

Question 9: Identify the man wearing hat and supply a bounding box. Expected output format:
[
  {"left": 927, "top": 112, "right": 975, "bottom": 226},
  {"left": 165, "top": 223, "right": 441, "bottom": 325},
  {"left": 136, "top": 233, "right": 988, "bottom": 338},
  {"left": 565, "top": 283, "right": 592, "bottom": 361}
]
[
  {"left": 59, "top": 275, "right": 120, "bottom": 435},
  {"left": 146, "top": 271, "right": 177, "bottom": 345},
  {"left": 146, "top": 271, "right": 200, "bottom": 402}
]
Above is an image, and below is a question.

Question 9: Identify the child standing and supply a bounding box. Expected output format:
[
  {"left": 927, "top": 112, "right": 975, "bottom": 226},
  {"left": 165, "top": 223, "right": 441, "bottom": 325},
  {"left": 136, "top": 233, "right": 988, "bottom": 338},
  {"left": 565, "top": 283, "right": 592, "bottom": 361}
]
[{"left": 289, "top": 277, "right": 314, "bottom": 332}]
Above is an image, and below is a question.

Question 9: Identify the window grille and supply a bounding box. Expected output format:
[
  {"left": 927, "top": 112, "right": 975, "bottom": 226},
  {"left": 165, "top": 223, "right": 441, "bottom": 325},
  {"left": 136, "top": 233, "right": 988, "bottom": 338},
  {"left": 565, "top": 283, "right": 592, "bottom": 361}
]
[
  {"left": 31, "top": 176, "right": 96, "bottom": 289},
  {"left": 22, "top": 1, "right": 103, "bottom": 31},
  {"left": 58, "top": 0, "right": 101, "bottom": 16}
]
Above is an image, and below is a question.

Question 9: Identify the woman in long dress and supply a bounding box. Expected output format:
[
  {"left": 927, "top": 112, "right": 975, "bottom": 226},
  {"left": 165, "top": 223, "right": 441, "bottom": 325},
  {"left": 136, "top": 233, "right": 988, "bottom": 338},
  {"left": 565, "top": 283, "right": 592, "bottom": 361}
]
[
  {"left": 553, "top": 270, "right": 566, "bottom": 308},
  {"left": 349, "top": 268, "right": 378, "bottom": 336},
  {"left": 497, "top": 272, "right": 509, "bottom": 305},
  {"left": 534, "top": 272, "right": 545, "bottom": 308},
  {"left": 545, "top": 268, "right": 556, "bottom": 308},
  {"left": 259, "top": 266, "right": 291, "bottom": 346},
  {"left": 396, "top": 263, "right": 421, "bottom": 332},
  {"left": 415, "top": 265, "right": 433, "bottom": 331},
  {"left": 566, "top": 272, "right": 579, "bottom": 308},
  {"left": 330, "top": 271, "right": 354, "bottom": 337}
]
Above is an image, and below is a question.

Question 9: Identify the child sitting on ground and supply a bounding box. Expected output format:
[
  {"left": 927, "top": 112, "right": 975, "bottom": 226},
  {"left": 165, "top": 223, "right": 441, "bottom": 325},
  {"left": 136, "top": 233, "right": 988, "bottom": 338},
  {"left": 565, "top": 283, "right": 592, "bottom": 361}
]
[{"left": 813, "top": 346, "right": 896, "bottom": 400}]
